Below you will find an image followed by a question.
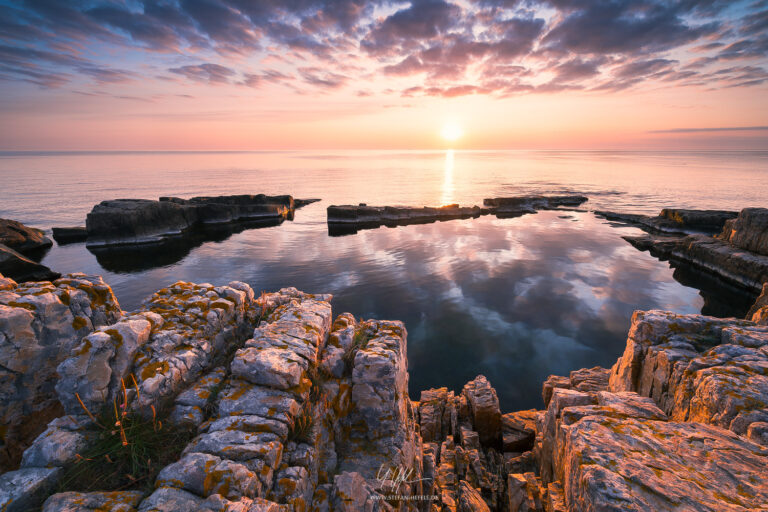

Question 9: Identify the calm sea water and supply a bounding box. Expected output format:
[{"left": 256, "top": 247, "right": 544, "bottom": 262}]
[{"left": 2, "top": 150, "right": 767, "bottom": 411}]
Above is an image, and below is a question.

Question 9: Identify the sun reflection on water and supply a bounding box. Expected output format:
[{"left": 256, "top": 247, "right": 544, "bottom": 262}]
[{"left": 442, "top": 149, "right": 455, "bottom": 206}]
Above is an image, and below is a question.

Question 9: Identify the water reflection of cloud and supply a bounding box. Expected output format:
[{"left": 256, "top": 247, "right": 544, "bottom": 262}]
[{"left": 50, "top": 209, "right": 711, "bottom": 411}]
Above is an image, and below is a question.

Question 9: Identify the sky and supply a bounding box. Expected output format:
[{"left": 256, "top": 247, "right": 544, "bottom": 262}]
[{"left": 1, "top": 0, "right": 767, "bottom": 150}]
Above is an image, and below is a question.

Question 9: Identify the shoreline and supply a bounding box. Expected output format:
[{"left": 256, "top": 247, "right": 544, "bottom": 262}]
[{"left": 0, "top": 272, "right": 766, "bottom": 510}]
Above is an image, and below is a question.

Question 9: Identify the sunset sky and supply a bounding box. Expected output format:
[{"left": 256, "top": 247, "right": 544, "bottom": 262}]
[{"left": 1, "top": 0, "right": 767, "bottom": 150}]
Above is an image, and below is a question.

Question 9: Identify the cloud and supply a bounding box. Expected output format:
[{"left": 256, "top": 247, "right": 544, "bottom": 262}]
[
  {"left": 0, "top": 0, "right": 765, "bottom": 97},
  {"left": 169, "top": 63, "right": 236, "bottom": 84},
  {"left": 649, "top": 125, "right": 768, "bottom": 133}
]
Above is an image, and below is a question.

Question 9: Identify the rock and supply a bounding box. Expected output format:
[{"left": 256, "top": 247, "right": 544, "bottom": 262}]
[
  {"left": 42, "top": 491, "right": 145, "bottom": 511},
  {"left": 457, "top": 480, "right": 489, "bottom": 512},
  {"left": 541, "top": 375, "right": 571, "bottom": 409},
  {"left": 0, "top": 467, "right": 61, "bottom": 512},
  {"left": 169, "top": 367, "right": 227, "bottom": 428},
  {"left": 483, "top": 195, "right": 588, "bottom": 217},
  {"left": 338, "top": 320, "right": 420, "bottom": 479},
  {"left": 20, "top": 415, "right": 93, "bottom": 468},
  {"left": 0, "top": 218, "right": 52, "bottom": 254},
  {"left": 747, "top": 282, "right": 768, "bottom": 325},
  {"left": 156, "top": 452, "right": 260, "bottom": 499},
  {"left": 0, "top": 243, "right": 60, "bottom": 282},
  {"left": 0, "top": 273, "right": 121, "bottom": 470},
  {"left": 559, "top": 416, "right": 768, "bottom": 510},
  {"left": 327, "top": 204, "right": 485, "bottom": 235},
  {"left": 330, "top": 472, "right": 391, "bottom": 512},
  {"left": 272, "top": 466, "right": 312, "bottom": 511},
  {"left": 502, "top": 410, "right": 538, "bottom": 452},
  {"left": 137, "top": 487, "right": 205, "bottom": 511},
  {"left": 86, "top": 195, "right": 295, "bottom": 247},
  {"left": 417, "top": 387, "right": 458, "bottom": 443},
  {"left": 568, "top": 366, "right": 610, "bottom": 394},
  {"left": 608, "top": 310, "right": 768, "bottom": 438},
  {"left": 718, "top": 207, "right": 768, "bottom": 256},
  {"left": 596, "top": 209, "right": 737, "bottom": 235},
  {"left": 294, "top": 199, "right": 321, "bottom": 208},
  {"left": 462, "top": 375, "right": 502, "bottom": 448},
  {"left": 52, "top": 226, "right": 88, "bottom": 244},
  {"left": 56, "top": 316, "right": 153, "bottom": 415}
]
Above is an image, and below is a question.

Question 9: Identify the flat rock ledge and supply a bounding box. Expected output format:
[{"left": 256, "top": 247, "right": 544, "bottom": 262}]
[
  {"left": 605, "top": 207, "right": 768, "bottom": 293},
  {"left": 327, "top": 195, "right": 588, "bottom": 235},
  {"left": 1, "top": 279, "right": 768, "bottom": 511},
  {"left": 85, "top": 194, "right": 318, "bottom": 248},
  {"left": 595, "top": 208, "right": 738, "bottom": 235}
]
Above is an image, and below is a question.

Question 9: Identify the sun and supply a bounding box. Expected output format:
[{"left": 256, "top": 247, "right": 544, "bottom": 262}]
[{"left": 440, "top": 123, "right": 463, "bottom": 142}]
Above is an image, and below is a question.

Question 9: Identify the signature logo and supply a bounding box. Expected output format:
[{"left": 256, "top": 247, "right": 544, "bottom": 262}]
[{"left": 376, "top": 464, "right": 433, "bottom": 492}]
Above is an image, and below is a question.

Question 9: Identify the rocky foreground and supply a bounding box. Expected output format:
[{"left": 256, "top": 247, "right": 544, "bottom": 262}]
[
  {"left": 0, "top": 271, "right": 767, "bottom": 511},
  {"left": 599, "top": 207, "right": 768, "bottom": 292}
]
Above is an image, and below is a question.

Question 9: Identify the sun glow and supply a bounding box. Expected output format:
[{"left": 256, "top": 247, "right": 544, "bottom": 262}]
[{"left": 441, "top": 123, "right": 463, "bottom": 142}]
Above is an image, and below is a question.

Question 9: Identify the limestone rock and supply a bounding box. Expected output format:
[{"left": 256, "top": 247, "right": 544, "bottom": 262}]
[
  {"left": 52, "top": 226, "right": 89, "bottom": 245},
  {"left": 483, "top": 196, "right": 588, "bottom": 217},
  {"left": 42, "top": 491, "right": 145, "bottom": 511},
  {"left": 608, "top": 310, "right": 768, "bottom": 438},
  {"left": 568, "top": 366, "right": 609, "bottom": 393},
  {"left": 0, "top": 467, "right": 61, "bottom": 512},
  {"left": 20, "top": 415, "right": 93, "bottom": 468},
  {"left": 541, "top": 376, "right": 570, "bottom": 409},
  {"left": 560, "top": 416, "right": 768, "bottom": 511},
  {"left": 86, "top": 195, "right": 294, "bottom": 248},
  {"left": 718, "top": 207, "right": 768, "bottom": 256},
  {"left": 339, "top": 321, "right": 419, "bottom": 478},
  {"left": 137, "top": 487, "right": 205, "bottom": 511},
  {"left": 0, "top": 243, "right": 59, "bottom": 282},
  {"left": 462, "top": 375, "right": 501, "bottom": 448},
  {"left": 0, "top": 218, "right": 52, "bottom": 254},
  {"left": 502, "top": 410, "right": 537, "bottom": 452},
  {"left": 457, "top": 480, "right": 489, "bottom": 512},
  {"left": 747, "top": 282, "right": 768, "bottom": 325},
  {"left": 330, "top": 472, "right": 391, "bottom": 512},
  {"left": 156, "top": 452, "right": 260, "bottom": 500},
  {"left": 0, "top": 273, "right": 121, "bottom": 469},
  {"left": 56, "top": 316, "right": 152, "bottom": 415}
]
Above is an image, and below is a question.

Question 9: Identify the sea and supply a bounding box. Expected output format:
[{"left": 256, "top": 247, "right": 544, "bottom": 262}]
[{"left": 2, "top": 149, "right": 767, "bottom": 411}]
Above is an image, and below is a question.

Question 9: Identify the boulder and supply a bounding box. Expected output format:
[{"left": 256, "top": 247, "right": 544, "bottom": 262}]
[
  {"left": 0, "top": 218, "right": 52, "bottom": 254},
  {"left": 718, "top": 207, "right": 768, "bottom": 256},
  {"left": 0, "top": 243, "right": 59, "bottom": 282}
]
